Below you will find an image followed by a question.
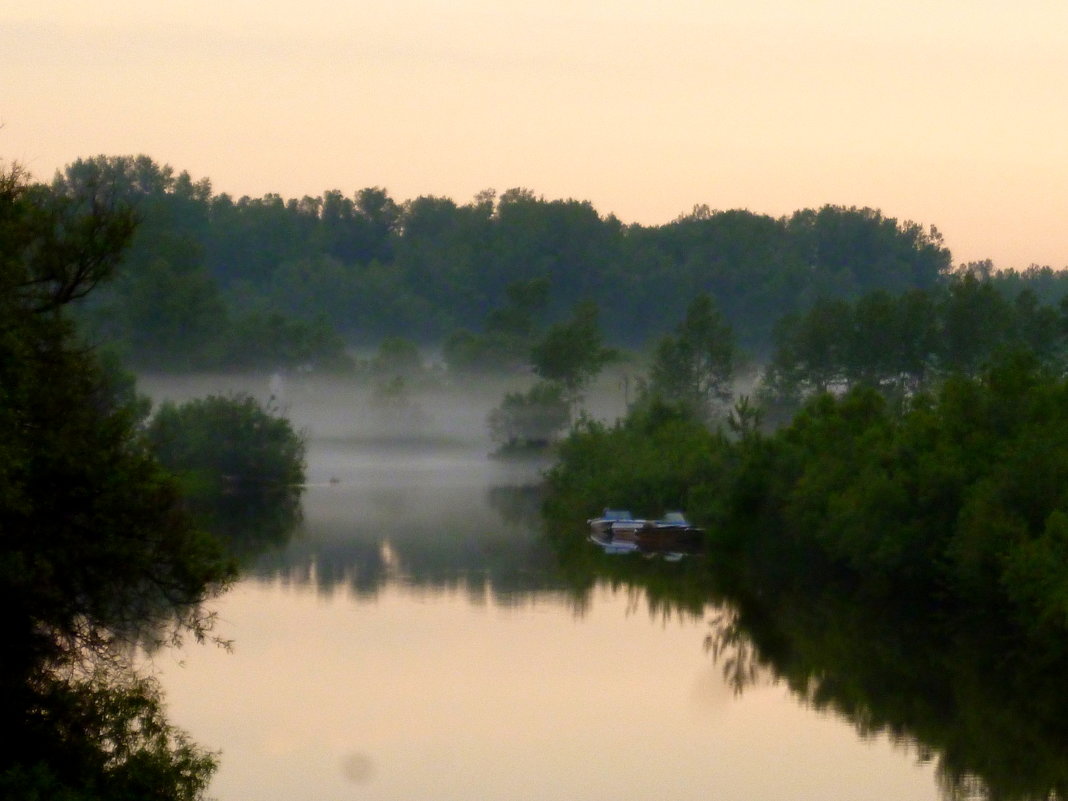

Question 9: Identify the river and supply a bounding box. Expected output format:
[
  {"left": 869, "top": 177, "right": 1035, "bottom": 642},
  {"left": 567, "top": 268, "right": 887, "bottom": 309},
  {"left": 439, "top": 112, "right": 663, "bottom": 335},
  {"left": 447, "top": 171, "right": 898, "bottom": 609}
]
[{"left": 146, "top": 373, "right": 940, "bottom": 801}]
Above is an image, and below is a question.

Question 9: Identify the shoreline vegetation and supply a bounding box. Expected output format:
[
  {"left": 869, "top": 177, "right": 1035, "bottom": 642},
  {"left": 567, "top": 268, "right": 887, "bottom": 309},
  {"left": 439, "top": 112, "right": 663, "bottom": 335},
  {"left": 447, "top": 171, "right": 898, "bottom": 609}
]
[
  {"left": 8, "top": 152, "right": 1068, "bottom": 799},
  {"left": 543, "top": 352, "right": 1068, "bottom": 800},
  {"left": 539, "top": 283, "right": 1068, "bottom": 800},
  {"left": 548, "top": 353, "right": 1068, "bottom": 640},
  {"left": 0, "top": 164, "right": 306, "bottom": 799}
]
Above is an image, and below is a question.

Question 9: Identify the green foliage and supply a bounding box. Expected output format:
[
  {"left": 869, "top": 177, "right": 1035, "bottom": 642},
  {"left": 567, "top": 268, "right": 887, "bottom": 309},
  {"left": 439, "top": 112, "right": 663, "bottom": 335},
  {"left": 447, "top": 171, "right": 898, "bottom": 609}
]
[
  {"left": 485, "top": 276, "right": 550, "bottom": 340},
  {"left": 443, "top": 277, "right": 550, "bottom": 374},
  {"left": 367, "top": 336, "right": 423, "bottom": 378},
  {"left": 1, "top": 672, "right": 217, "bottom": 801},
  {"left": 549, "top": 341, "right": 1068, "bottom": 639},
  {"left": 147, "top": 393, "right": 306, "bottom": 496},
  {"left": 487, "top": 381, "right": 570, "bottom": 451},
  {"left": 51, "top": 155, "right": 973, "bottom": 368},
  {"left": 57, "top": 157, "right": 354, "bottom": 372},
  {"left": 547, "top": 405, "right": 1068, "bottom": 800},
  {"left": 746, "top": 354, "right": 1068, "bottom": 628},
  {"left": 100, "top": 257, "right": 228, "bottom": 369},
  {"left": 530, "top": 300, "right": 616, "bottom": 398},
  {"left": 544, "top": 400, "right": 731, "bottom": 531},
  {"left": 941, "top": 273, "right": 1015, "bottom": 373},
  {"left": 642, "top": 292, "right": 736, "bottom": 421},
  {"left": 0, "top": 164, "right": 230, "bottom": 798},
  {"left": 763, "top": 275, "right": 1068, "bottom": 415},
  {"left": 541, "top": 278, "right": 1068, "bottom": 801},
  {"left": 482, "top": 292, "right": 614, "bottom": 455},
  {"left": 767, "top": 298, "right": 853, "bottom": 396},
  {"left": 224, "top": 311, "right": 353, "bottom": 371},
  {"left": 442, "top": 328, "right": 498, "bottom": 374},
  {"left": 147, "top": 394, "right": 308, "bottom": 563}
]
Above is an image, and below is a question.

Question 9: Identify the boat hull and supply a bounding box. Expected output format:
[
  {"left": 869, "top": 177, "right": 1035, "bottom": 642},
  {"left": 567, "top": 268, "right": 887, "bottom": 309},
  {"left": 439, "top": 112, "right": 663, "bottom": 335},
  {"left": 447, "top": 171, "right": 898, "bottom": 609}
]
[
  {"left": 635, "top": 522, "right": 704, "bottom": 550},
  {"left": 587, "top": 509, "right": 705, "bottom": 557}
]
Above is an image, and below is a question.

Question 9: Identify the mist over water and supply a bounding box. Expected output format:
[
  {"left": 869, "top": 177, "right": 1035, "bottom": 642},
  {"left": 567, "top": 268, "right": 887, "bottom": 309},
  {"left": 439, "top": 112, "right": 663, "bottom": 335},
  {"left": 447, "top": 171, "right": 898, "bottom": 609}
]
[
  {"left": 139, "top": 367, "right": 632, "bottom": 447},
  {"left": 145, "top": 370, "right": 940, "bottom": 801},
  {"left": 141, "top": 370, "right": 501, "bottom": 444},
  {"left": 138, "top": 370, "right": 625, "bottom": 602},
  {"left": 139, "top": 370, "right": 573, "bottom": 600}
]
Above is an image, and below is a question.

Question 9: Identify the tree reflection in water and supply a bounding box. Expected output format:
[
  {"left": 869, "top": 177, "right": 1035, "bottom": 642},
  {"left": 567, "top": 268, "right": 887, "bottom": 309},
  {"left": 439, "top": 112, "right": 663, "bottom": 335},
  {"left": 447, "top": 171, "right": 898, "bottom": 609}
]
[
  {"left": 201, "top": 487, "right": 304, "bottom": 565},
  {"left": 707, "top": 575, "right": 1068, "bottom": 801},
  {"left": 548, "top": 520, "right": 1068, "bottom": 801},
  {"left": 208, "top": 467, "right": 1068, "bottom": 801},
  {"left": 704, "top": 610, "right": 768, "bottom": 696},
  {"left": 244, "top": 481, "right": 567, "bottom": 604}
]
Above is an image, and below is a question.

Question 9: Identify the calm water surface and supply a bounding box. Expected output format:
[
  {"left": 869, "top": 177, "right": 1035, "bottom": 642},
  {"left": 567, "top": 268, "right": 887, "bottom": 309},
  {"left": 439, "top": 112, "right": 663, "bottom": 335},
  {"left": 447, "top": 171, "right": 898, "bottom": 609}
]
[{"left": 149, "top": 375, "right": 939, "bottom": 801}]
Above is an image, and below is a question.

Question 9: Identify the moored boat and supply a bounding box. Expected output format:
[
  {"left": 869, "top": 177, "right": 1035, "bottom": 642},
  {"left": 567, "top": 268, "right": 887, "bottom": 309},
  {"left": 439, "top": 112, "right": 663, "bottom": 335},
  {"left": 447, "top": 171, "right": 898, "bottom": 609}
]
[
  {"left": 587, "top": 509, "right": 704, "bottom": 557},
  {"left": 587, "top": 529, "right": 641, "bottom": 554},
  {"left": 586, "top": 508, "right": 646, "bottom": 538},
  {"left": 635, "top": 512, "right": 704, "bottom": 550}
]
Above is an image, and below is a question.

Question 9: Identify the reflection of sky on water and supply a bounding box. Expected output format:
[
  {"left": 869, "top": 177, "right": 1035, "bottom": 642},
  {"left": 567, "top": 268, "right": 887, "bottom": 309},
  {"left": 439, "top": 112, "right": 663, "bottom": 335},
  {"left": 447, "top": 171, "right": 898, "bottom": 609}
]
[
  {"left": 145, "top": 374, "right": 938, "bottom": 801},
  {"left": 159, "top": 581, "right": 937, "bottom": 801},
  {"left": 249, "top": 435, "right": 565, "bottom": 603}
]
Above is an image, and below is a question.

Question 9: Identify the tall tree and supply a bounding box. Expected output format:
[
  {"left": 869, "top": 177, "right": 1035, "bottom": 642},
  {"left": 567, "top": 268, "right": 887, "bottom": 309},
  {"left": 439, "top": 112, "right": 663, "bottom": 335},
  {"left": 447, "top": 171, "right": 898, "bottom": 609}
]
[
  {"left": 530, "top": 300, "right": 615, "bottom": 402},
  {"left": 0, "top": 164, "right": 233, "bottom": 799},
  {"left": 487, "top": 381, "right": 571, "bottom": 451},
  {"left": 939, "top": 273, "right": 1013, "bottom": 374},
  {"left": 644, "top": 293, "right": 736, "bottom": 421},
  {"left": 767, "top": 297, "right": 852, "bottom": 396}
]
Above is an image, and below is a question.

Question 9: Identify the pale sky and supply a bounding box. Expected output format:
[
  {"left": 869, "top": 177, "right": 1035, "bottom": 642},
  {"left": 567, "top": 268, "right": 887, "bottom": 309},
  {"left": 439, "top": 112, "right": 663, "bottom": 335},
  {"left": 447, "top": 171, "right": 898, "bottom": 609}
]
[{"left": 5, "top": 0, "right": 1068, "bottom": 268}]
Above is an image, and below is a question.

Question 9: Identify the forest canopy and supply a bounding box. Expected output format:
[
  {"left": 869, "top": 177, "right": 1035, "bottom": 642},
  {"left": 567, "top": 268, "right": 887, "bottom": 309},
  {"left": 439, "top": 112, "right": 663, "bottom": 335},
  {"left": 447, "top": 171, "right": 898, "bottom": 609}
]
[{"left": 53, "top": 155, "right": 975, "bottom": 371}]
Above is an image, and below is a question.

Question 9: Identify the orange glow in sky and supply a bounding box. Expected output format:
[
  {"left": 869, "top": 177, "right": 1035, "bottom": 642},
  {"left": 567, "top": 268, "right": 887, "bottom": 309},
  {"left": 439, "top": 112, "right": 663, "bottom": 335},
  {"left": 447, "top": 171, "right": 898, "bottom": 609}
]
[{"left": 5, "top": 0, "right": 1068, "bottom": 268}]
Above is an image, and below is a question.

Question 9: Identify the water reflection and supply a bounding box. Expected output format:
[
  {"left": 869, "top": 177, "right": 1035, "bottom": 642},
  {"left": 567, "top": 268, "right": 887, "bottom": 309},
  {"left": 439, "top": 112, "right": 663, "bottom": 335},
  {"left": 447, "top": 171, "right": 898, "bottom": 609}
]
[
  {"left": 244, "top": 438, "right": 568, "bottom": 607},
  {"left": 157, "top": 434, "right": 937, "bottom": 798},
  {"left": 714, "top": 586, "right": 1068, "bottom": 801},
  {"left": 197, "top": 488, "right": 303, "bottom": 564},
  {"left": 558, "top": 530, "right": 1068, "bottom": 801},
  {"left": 201, "top": 417, "right": 1068, "bottom": 801},
  {"left": 704, "top": 610, "right": 769, "bottom": 696},
  {"left": 140, "top": 375, "right": 996, "bottom": 800}
]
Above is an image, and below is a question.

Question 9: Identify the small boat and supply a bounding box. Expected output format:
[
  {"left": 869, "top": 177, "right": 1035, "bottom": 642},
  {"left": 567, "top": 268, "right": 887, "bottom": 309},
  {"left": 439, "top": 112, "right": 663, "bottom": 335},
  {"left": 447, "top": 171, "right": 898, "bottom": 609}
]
[
  {"left": 635, "top": 512, "right": 704, "bottom": 551},
  {"left": 588, "top": 529, "right": 641, "bottom": 554},
  {"left": 587, "top": 509, "right": 645, "bottom": 554},
  {"left": 586, "top": 508, "right": 647, "bottom": 538},
  {"left": 653, "top": 511, "right": 703, "bottom": 534},
  {"left": 587, "top": 509, "right": 704, "bottom": 558}
]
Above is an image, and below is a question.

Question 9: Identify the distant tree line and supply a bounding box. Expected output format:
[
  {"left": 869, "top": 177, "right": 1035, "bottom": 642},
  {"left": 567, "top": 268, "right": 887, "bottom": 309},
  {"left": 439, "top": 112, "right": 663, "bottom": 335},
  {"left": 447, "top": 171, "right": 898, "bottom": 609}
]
[
  {"left": 488, "top": 265, "right": 1068, "bottom": 452},
  {"left": 54, "top": 155, "right": 968, "bottom": 371},
  {"left": 762, "top": 273, "right": 1068, "bottom": 414},
  {"left": 540, "top": 231, "right": 1068, "bottom": 644}
]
